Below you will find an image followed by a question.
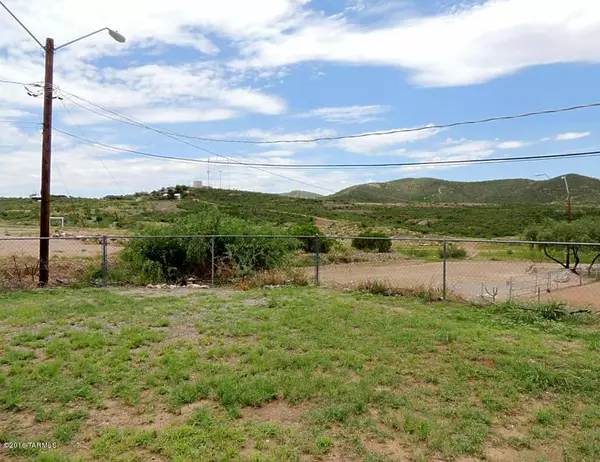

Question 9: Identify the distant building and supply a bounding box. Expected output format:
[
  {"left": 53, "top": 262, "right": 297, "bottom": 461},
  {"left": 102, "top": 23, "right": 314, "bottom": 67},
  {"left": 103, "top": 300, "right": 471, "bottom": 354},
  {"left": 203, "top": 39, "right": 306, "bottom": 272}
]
[{"left": 193, "top": 181, "right": 204, "bottom": 189}]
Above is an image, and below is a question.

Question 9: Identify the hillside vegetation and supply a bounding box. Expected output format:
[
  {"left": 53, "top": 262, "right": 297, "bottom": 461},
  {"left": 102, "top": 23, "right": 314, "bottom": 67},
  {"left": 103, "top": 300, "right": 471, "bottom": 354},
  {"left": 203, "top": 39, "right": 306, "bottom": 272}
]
[
  {"left": 330, "top": 174, "right": 600, "bottom": 205},
  {"left": 1, "top": 175, "right": 599, "bottom": 239},
  {"left": 279, "top": 190, "right": 323, "bottom": 199}
]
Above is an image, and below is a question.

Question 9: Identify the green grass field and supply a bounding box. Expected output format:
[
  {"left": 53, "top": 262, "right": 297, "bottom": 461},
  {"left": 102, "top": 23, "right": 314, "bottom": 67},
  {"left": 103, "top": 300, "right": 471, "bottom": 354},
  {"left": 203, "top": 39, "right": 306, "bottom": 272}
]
[{"left": 1, "top": 288, "right": 600, "bottom": 461}]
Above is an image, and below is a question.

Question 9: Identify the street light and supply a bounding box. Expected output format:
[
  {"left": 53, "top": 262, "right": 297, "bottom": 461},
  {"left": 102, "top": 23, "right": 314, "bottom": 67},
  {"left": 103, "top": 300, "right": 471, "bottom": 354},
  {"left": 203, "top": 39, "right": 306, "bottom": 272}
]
[
  {"left": 536, "top": 174, "right": 571, "bottom": 222},
  {"left": 536, "top": 173, "right": 573, "bottom": 266},
  {"left": 0, "top": 0, "right": 126, "bottom": 286}
]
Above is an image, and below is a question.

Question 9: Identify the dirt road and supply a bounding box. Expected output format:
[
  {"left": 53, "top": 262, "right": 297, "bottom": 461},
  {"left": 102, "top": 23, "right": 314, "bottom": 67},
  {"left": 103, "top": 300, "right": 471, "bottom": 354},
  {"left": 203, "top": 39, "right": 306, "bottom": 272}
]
[
  {"left": 0, "top": 239, "right": 120, "bottom": 258},
  {"left": 314, "top": 260, "right": 600, "bottom": 308}
]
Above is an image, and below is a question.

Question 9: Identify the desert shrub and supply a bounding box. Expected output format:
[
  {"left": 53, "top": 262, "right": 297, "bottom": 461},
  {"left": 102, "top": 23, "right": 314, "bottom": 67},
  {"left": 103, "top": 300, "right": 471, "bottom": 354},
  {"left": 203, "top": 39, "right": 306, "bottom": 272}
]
[
  {"left": 122, "top": 208, "right": 297, "bottom": 283},
  {"left": 351, "top": 232, "right": 392, "bottom": 253},
  {"left": 289, "top": 222, "right": 334, "bottom": 254},
  {"left": 439, "top": 243, "right": 467, "bottom": 260},
  {"left": 355, "top": 280, "right": 456, "bottom": 302},
  {"left": 239, "top": 268, "right": 311, "bottom": 289}
]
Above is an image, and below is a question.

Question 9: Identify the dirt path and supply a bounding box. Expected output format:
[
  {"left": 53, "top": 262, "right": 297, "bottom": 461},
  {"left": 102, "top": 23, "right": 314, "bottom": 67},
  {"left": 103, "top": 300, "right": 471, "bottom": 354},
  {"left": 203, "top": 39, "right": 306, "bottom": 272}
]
[
  {"left": 314, "top": 260, "right": 560, "bottom": 300},
  {"left": 539, "top": 282, "right": 600, "bottom": 310},
  {"left": 0, "top": 239, "right": 120, "bottom": 258}
]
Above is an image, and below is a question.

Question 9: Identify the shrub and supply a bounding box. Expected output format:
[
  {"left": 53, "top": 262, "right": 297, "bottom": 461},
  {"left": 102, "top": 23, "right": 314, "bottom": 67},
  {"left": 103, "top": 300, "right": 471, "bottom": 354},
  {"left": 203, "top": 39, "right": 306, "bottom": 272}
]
[
  {"left": 238, "top": 268, "right": 311, "bottom": 289},
  {"left": 438, "top": 243, "right": 467, "bottom": 260},
  {"left": 121, "top": 208, "right": 297, "bottom": 283},
  {"left": 289, "top": 222, "right": 333, "bottom": 254},
  {"left": 355, "top": 280, "right": 457, "bottom": 302},
  {"left": 351, "top": 232, "right": 392, "bottom": 253}
]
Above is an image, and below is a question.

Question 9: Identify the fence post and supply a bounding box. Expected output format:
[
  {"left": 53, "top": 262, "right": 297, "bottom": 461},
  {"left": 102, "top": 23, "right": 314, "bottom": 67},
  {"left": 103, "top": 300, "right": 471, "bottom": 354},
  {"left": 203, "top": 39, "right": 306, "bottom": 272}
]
[
  {"left": 101, "top": 235, "right": 108, "bottom": 287},
  {"left": 442, "top": 240, "right": 447, "bottom": 300},
  {"left": 508, "top": 277, "right": 513, "bottom": 301},
  {"left": 211, "top": 236, "right": 215, "bottom": 287},
  {"left": 314, "top": 235, "right": 320, "bottom": 286}
]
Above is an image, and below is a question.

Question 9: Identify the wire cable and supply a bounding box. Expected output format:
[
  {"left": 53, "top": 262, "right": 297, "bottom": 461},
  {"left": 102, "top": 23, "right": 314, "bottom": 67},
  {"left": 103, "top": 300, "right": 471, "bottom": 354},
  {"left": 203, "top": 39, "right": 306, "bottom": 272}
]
[
  {"left": 58, "top": 89, "right": 600, "bottom": 145},
  {"left": 0, "top": 120, "right": 41, "bottom": 125},
  {"left": 0, "top": 78, "right": 42, "bottom": 86},
  {"left": 0, "top": 0, "right": 45, "bottom": 50},
  {"left": 52, "top": 127, "right": 600, "bottom": 170},
  {"left": 53, "top": 127, "right": 338, "bottom": 193},
  {"left": 58, "top": 98, "right": 127, "bottom": 196},
  {"left": 55, "top": 89, "right": 337, "bottom": 193}
]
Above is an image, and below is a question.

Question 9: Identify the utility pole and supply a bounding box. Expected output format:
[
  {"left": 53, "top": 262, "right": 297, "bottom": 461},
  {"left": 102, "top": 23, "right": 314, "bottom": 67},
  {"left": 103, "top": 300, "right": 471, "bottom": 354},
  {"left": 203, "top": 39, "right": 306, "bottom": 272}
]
[
  {"left": 207, "top": 157, "right": 211, "bottom": 187},
  {"left": 219, "top": 170, "right": 223, "bottom": 189},
  {"left": 562, "top": 176, "right": 572, "bottom": 223},
  {"left": 39, "top": 38, "right": 55, "bottom": 286},
  {"left": 0, "top": 0, "right": 125, "bottom": 286},
  {"left": 561, "top": 175, "right": 572, "bottom": 268}
]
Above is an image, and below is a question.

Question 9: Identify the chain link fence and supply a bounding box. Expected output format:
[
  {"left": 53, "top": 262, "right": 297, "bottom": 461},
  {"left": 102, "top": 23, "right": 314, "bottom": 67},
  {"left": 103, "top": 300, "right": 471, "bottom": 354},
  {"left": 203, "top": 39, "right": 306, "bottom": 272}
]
[{"left": 1, "top": 234, "right": 599, "bottom": 309}]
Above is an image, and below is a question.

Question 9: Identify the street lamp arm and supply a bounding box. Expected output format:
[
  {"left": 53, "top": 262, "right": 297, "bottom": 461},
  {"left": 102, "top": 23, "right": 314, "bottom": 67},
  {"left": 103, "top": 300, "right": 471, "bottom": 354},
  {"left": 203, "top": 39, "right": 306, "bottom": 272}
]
[
  {"left": 55, "top": 27, "right": 126, "bottom": 51},
  {"left": 561, "top": 176, "right": 571, "bottom": 198}
]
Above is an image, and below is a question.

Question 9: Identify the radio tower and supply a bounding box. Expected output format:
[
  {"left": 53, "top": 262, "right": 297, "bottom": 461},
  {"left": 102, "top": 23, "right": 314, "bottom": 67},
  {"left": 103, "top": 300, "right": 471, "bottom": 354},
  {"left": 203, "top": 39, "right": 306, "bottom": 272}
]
[{"left": 207, "top": 157, "right": 211, "bottom": 187}]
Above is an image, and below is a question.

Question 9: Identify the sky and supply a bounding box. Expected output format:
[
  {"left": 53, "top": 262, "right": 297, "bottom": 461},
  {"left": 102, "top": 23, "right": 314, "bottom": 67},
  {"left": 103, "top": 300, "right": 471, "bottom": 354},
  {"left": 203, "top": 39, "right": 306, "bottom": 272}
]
[{"left": 1, "top": 0, "right": 600, "bottom": 197}]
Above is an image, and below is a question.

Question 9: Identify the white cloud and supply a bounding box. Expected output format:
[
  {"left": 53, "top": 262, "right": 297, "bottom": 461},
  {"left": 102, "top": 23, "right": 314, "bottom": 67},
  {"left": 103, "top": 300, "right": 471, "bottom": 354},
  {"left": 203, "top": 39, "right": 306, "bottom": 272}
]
[
  {"left": 497, "top": 141, "right": 529, "bottom": 149},
  {"left": 401, "top": 140, "right": 495, "bottom": 166},
  {"left": 0, "top": 131, "right": 365, "bottom": 197},
  {"left": 555, "top": 132, "right": 591, "bottom": 141},
  {"left": 297, "top": 105, "right": 390, "bottom": 124},
  {"left": 252, "top": 150, "right": 296, "bottom": 158},
  {"left": 235, "top": 0, "right": 600, "bottom": 87},
  {"left": 210, "top": 128, "right": 337, "bottom": 151},
  {"left": 337, "top": 125, "right": 440, "bottom": 154},
  {"left": 0, "top": 1, "right": 299, "bottom": 129}
]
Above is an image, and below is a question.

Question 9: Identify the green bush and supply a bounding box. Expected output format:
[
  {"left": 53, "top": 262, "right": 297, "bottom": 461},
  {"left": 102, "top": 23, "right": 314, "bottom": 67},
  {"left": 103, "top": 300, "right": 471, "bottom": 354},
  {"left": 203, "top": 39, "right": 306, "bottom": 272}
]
[
  {"left": 438, "top": 243, "right": 467, "bottom": 260},
  {"left": 289, "top": 222, "right": 333, "bottom": 254},
  {"left": 121, "top": 208, "right": 297, "bottom": 283},
  {"left": 351, "top": 232, "right": 392, "bottom": 253}
]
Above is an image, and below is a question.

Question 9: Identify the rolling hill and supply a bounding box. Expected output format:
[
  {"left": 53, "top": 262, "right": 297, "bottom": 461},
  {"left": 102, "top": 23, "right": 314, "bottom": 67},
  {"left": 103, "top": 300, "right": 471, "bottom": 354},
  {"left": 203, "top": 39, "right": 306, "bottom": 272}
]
[
  {"left": 328, "top": 174, "right": 600, "bottom": 205},
  {"left": 279, "top": 190, "right": 323, "bottom": 199}
]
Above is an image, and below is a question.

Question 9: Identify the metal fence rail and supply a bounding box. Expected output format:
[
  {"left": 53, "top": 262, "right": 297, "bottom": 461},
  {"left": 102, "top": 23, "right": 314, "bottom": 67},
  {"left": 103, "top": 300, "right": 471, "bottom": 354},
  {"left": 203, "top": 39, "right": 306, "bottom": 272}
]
[{"left": 1, "top": 234, "right": 599, "bottom": 308}]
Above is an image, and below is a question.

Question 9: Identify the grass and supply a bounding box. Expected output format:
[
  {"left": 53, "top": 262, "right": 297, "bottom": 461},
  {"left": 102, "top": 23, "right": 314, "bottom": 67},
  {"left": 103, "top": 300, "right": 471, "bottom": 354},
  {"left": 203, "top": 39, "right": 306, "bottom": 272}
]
[{"left": 0, "top": 287, "right": 599, "bottom": 461}]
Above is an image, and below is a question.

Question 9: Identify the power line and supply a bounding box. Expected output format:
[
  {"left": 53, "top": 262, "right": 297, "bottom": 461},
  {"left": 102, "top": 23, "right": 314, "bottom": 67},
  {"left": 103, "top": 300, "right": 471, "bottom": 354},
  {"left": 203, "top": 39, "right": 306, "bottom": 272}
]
[
  {"left": 53, "top": 127, "right": 338, "bottom": 194},
  {"left": 0, "top": 78, "right": 42, "bottom": 86},
  {"left": 55, "top": 89, "right": 337, "bottom": 193},
  {"left": 59, "top": 89, "right": 600, "bottom": 144},
  {"left": 58, "top": 98, "right": 126, "bottom": 196},
  {"left": 52, "top": 126, "right": 600, "bottom": 170},
  {"left": 0, "top": 120, "right": 41, "bottom": 125},
  {"left": 0, "top": 0, "right": 45, "bottom": 50}
]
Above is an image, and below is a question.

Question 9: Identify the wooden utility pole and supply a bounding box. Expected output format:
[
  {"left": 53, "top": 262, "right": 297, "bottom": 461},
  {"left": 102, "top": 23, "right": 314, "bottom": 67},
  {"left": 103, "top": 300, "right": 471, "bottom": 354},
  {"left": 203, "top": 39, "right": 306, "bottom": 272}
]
[
  {"left": 39, "top": 37, "right": 55, "bottom": 287},
  {"left": 0, "top": 1, "right": 126, "bottom": 287},
  {"left": 562, "top": 176, "right": 572, "bottom": 269}
]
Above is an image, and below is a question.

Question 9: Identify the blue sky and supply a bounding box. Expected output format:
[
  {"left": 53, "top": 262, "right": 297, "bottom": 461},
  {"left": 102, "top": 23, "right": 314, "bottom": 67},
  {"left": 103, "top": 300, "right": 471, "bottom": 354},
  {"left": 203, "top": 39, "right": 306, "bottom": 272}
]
[{"left": 1, "top": 0, "right": 600, "bottom": 197}]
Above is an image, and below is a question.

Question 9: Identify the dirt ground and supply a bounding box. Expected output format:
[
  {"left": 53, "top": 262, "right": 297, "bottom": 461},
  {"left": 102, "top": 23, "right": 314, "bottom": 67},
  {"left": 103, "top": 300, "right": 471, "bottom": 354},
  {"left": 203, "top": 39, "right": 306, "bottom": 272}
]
[
  {"left": 315, "top": 260, "right": 600, "bottom": 309},
  {"left": 538, "top": 282, "right": 600, "bottom": 309},
  {"left": 0, "top": 238, "right": 121, "bottom": 258}
]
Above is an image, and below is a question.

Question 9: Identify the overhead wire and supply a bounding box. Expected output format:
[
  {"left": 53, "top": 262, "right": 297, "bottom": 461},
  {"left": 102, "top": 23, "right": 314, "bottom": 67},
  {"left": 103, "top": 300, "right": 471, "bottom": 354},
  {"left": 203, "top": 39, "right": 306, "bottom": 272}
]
[
  {"left": 58, "top": 98, "right": 127, "bottom": 196},
  {"left": 0, "top": 120, "right": 41, "bottom": 125},
  {"left": 52, "top": 127, "right": 338, "bottom": 193},
  {"left": 55, "top": 88, "right": 338, "bottom": 193},
  {"left": 52, "top": 126, "right": 600, "bottom": 170},
  {"left": 57, "top": 88, "right": 600, "bottom": 145}
]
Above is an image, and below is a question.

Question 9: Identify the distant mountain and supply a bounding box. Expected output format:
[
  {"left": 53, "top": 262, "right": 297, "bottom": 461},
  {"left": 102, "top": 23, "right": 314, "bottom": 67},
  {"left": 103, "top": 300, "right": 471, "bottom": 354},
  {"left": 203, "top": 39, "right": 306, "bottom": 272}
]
[
  {"left": 328, "top": 174, "right": 600, "bottom": 205},
  {"left": 279, "top": 190, "right": 323, "bottom": 199}
]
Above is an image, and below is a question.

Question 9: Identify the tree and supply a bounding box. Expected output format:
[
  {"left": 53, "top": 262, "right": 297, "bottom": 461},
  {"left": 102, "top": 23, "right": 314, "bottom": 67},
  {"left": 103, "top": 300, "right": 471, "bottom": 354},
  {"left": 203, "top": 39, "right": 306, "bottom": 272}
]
[
  {"left": 351, "top": 231, "right": 392, "bottom": 253},
  {"left": 289, "top": 222, "right": 333, "bottom": 253},
  {"left": 525, "top": 220, "right": 600, "bottom": 274}
]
